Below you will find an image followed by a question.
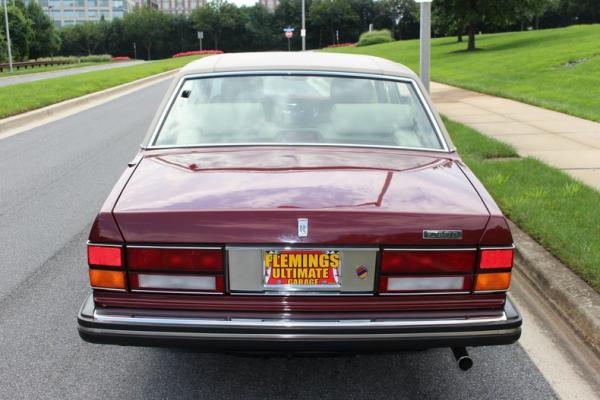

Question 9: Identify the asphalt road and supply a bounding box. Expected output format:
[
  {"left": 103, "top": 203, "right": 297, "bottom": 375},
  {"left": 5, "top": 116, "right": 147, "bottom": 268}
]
[
  {"left": 0, "top": 80, "right": 560, "bottom": 400},
  {"left": 0, "top": 60, "right": 145, "bottom": 87}
]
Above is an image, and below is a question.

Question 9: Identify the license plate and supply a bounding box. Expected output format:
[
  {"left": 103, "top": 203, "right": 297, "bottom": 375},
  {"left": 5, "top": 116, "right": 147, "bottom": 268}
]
[{"left": 263, "top": 249, "right": 341, "bottom": 288}]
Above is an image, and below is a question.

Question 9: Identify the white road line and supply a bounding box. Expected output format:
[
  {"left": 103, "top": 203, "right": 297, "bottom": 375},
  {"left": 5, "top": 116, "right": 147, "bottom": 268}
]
[{"left": 511, "top": 268, "right": 600, "bottom": 400}]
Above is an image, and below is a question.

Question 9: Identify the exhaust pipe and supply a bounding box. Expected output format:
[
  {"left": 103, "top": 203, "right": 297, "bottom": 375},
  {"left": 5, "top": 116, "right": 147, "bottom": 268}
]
[{"left": 451, "top": 347, "right": 473, "bottom": 371}]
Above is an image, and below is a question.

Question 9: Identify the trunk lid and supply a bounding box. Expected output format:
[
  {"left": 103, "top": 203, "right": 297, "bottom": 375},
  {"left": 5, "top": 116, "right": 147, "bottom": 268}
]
[{"left": 113, "top": 147, "right": 490, "bottom": 245}]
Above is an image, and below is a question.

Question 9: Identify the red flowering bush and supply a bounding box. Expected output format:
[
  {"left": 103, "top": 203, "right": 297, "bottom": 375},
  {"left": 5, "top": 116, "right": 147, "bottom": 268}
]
[
  {"left": 325, "top": 43, "right": 355, "bottom": 48},
  {"left": 172, "top": 50, "right": 224, "bottom": 58},
  {"left": 111, "top": 56, "right": 131, "bottom": 61}
]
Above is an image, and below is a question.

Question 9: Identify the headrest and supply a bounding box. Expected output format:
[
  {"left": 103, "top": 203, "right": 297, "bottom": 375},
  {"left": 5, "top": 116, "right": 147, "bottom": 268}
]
[{"left": 330, "top": 78, "right": 375, "bottom": 104}]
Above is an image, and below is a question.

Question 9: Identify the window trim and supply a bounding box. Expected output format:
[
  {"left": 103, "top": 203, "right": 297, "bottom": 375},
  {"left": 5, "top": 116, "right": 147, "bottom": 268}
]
[{"left": 145, "top": 70, "right": 451, "bottom": 153}]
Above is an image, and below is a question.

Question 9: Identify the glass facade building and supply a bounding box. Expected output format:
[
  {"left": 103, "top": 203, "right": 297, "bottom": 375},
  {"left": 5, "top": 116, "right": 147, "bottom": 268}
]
[
  {"left": 34, "top": 0, "right": 139, "bottom": 27},
  {"left": 158, "top": 0, "right": 206, "bottom": 15}
]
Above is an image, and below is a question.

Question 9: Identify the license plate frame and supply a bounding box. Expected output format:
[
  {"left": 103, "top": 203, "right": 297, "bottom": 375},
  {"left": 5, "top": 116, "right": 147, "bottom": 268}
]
[{"left": 262, "top": 249, "right": 342, "bottom": 290}]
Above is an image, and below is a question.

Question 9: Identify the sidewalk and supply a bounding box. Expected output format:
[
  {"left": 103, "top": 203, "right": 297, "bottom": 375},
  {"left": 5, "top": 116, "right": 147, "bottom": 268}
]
[{"left": 430, "top": 82, "right": 600, "bottom": 191}]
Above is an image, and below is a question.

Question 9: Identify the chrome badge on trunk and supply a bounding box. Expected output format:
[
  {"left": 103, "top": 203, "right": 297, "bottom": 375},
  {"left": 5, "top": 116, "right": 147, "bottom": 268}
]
[
  {"left": 297, "top": 218, "right": 308, "bottom": 237},
  {"left": 423, "top": 230, "right": 463, "bottom": 240}
]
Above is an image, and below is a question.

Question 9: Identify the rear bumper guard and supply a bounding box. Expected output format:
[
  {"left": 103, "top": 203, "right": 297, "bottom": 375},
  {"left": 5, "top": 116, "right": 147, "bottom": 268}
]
[{"left": 77, "top": 294, "right": 522, "bottom": 351}]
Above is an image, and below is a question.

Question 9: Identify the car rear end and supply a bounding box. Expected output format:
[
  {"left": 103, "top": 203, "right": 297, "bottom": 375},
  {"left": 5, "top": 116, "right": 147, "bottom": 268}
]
[
  {"left": 78, "top": 54, "right": 521, "bottom": 364},
  {"left": 79, "top": 222, "right": 521, "bottom": 352}
]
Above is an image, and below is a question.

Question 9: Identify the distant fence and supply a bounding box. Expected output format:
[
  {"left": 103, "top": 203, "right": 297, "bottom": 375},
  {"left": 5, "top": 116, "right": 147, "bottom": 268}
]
[{"left": 0, "top": 60, "right": 72, "bottom": 73}]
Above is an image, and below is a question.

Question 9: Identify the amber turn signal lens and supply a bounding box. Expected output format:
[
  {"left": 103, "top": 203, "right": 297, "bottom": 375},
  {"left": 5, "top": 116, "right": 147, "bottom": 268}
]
[
  {"left": 475, "top": 272, "right": 511, "bottom": 292},
  {"left": 89, "top": 270, "right": 126, "bottom": 290}
]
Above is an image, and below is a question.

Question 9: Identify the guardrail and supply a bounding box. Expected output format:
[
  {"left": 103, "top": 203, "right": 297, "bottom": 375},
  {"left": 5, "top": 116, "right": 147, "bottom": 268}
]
[{"left": 0, "top": 60, "right": 73, "bottom": 73}]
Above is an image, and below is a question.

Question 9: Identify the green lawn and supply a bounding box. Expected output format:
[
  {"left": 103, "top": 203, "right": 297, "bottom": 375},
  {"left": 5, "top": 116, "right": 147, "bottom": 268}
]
[
  {"left": 445, "top": 117, "right": 600, "bottom": 291},
  {"left": 327, "top": 25, "right": 600, "bottom": 122},
  {"left": 0, "top": 56, "right": 200, "bottom": 118}
]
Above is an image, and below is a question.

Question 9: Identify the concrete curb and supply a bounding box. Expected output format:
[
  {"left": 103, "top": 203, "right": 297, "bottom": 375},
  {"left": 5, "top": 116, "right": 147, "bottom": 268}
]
[
  {"left": 0, "top": 69, "right": 178, "bottom": 138},
  {"left": 510, "top": 220, "right": 600, "bottom": 356}
]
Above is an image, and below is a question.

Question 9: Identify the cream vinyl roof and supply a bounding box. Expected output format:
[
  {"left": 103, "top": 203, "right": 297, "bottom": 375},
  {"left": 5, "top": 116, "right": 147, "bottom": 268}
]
[{"left": 178, "top": 51, "right": 418, "bottom": 78}]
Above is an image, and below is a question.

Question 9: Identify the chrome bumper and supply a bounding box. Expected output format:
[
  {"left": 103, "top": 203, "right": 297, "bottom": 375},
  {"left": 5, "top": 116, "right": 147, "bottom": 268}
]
[{"left": 78, "top": 294, "right": 522, "bottom": 351}]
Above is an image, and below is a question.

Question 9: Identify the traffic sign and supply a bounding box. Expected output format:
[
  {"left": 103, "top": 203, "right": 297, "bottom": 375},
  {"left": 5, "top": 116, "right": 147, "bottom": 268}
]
[{"left": 285, "top": 31, "right": 293, "bottom": 39}]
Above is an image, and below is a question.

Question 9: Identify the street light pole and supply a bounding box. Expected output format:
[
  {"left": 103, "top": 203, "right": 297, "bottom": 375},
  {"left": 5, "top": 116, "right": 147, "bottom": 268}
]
[
  {"left": 416, "top": 0, "right": 432, "bottom": 93},
  {"left": 3, "top": 0, "right": 13, "bottom": 73},
  {"left": 301, "top": 0, "right": 306, "bottom": 51}
]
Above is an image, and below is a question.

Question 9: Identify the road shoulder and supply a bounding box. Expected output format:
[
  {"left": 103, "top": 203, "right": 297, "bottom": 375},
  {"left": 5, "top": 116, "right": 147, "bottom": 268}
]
[
  {"left": 510, "top": 220, "right": 600, "bottom": 357},
  {"left": 0, "top": 69, "right": 177, "bottom": 141}
]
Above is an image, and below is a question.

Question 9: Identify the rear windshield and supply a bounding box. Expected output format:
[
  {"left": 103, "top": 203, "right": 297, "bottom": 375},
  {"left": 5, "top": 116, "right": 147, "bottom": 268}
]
[{"left": 152, "top": 75, "right": 444, "bottom": 150}]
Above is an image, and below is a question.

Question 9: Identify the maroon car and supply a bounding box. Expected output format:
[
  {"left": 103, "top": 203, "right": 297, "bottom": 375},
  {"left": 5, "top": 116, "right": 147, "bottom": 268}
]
[{"left": 78, "top": 52, "right": 521, "bottom": 369}]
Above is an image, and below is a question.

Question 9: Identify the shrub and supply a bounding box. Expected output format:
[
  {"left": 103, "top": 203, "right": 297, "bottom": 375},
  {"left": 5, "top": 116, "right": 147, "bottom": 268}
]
[
  {"left": 79, "top": 54, "right": 112, "bottom": 62},
  {"left": 111, "top": 56, "right": 131, "bottom": 61},
  {"left": 172, "top": 50, "right": 224, "bottom": 58},
  {"left": 356, "top": 30, "right": 394, "bottom": 47}
]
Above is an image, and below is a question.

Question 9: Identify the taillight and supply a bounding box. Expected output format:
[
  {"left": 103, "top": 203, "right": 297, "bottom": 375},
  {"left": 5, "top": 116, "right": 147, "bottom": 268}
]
[
  {"left": 381, "top": 249, "right": 476, "bottom": 274},
  {"left": 127, "top": 247, "right": 222, "bottom": 272},
  {"left": 88, "top": 245, "right": 123, "bottom": 267},
  {"left": 474, "top": 247, "right": 514, "bottom": 293},
  {"left": 129, "top": 273, "right": 225, "bottom": 292},
  {"left": 379, "top": 248, "right": 475, "bottom": 294},
  {"left": 474, "top": 272, "right": 511, "bottom": 292},
  {"left": 380, "top": 275, "right": 473, "bottom": 293},
  {"left": 479, "top": 248, "right": 514, "bottom": 269},
  {"left": 87, "top": 243, "right": 126, "bottom": 290},
  {"left": 89, "top": 270, "right": 126, "bottom": 290},
  {"left": 126, "top": 246, "right": 224, "bottom": 294},
  {"left": 379, "top": 246, "right": 514, "bottom": 294}
]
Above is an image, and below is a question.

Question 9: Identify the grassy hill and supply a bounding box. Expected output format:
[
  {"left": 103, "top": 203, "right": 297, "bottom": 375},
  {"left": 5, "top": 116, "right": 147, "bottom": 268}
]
[{"left": 326, "top": 25, "right": 600, "bottom": 122}]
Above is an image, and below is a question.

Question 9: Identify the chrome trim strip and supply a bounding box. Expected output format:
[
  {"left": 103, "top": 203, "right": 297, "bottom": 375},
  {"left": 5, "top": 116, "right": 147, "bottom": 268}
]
[
  {"left": 480, "top": 245, "right": 516, "bottom": 250},
  {"left": 145, "top": 70, "right": 450, "bottom": 153},
  {"left": 92, "top": 311, "right": 507, "bottom": 329},
  {"left": 80, "top": 326, "right": 519, "bottom": 341},
  {"left": 87, "top": 241, "right": 123, "bottom": 248},
  {"left": 147, "top": 142, "right": 449, "bottom": 153},
  {"left": 91, "top": 287, "right": 127, "bottom": 292},
  {"left": 131, "top": 289, "right": 223, "bottom": 295},
  {"left": 383, "top": 248, "right": 477, "bottom": 252},
  {"left": 226, "top": 246, "right": 378, "bottom": 251},
  {"left": 379, "top": 291, "right": 471, "bottom": 296},
  {"left": 474, "top": 289, "right": 509, "bottom": 294},
  {"left": 229, "top": 291, "right": 374, "bottom": 296},
  {"left": 127, "top": 245, "right": 222, "bottom": 250}
]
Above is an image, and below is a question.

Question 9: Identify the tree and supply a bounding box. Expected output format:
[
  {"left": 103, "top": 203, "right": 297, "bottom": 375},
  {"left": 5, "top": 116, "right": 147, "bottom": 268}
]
[
  {"left": 0, "top": 4, "right": 33, "bottom": 60},
  {"left": 374, "top": 0, "right": 418, "bottom": 40},
  {"left": 123, "top": 6, "right": 168, "bottom": 60},
  {"left": 558, "top": 0, "right": 600, "bottom": 24},
  {"left": 433, "top": 0, "right": 543, "bottom": 51},
  {"left": 240, "top": 5, "right": 279, "bottom": 51},
  {"left": 190, "top": 0, "right": 241, "bottom": 51},
  {"left": 26, "top": 1, "right": 60, "bottom": 59},
  {"left": 310, "top": 0, "right": 359, "bottom": 45}
]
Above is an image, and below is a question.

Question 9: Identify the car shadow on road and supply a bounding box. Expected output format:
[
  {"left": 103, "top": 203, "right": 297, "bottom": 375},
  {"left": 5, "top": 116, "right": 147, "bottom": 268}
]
[{"left": 123, "top": 345, "right": 556, "bottom": 400}]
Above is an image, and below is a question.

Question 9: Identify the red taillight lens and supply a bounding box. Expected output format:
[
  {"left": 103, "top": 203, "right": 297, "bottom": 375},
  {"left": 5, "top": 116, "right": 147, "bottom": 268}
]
[
  {"left": 381, "top": 249, "right": 476, "bottom": 274},
  {"left": 127, "top": 247, "right": 223, "bottom": 272},
  {"left": 479, "top": 248, "right": 514, "bottom": 270},
  {"left": 88, "top": 245, "right": 122, "bottom": 267}
]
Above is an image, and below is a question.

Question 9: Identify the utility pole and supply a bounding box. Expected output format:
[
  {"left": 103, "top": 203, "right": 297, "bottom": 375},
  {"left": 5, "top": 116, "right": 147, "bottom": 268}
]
[
  {"left": 416, "top": 0, "right": 432, "bottom": 93},
  {"left": 301, "top": 0, "right": 306, "bottom": 51},
  {"left": 3, "top": 0, "right": 13, "bottom": 73}
]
